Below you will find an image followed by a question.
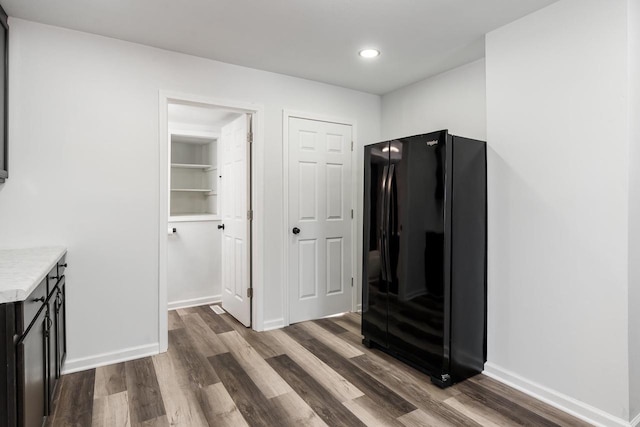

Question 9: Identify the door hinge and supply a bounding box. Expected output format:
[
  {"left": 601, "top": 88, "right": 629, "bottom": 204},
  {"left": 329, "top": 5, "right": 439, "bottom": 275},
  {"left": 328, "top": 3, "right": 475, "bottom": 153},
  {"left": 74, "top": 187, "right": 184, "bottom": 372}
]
[
  {"left": 351, "top": 209, "right": 354, "bottom": 219},
  {"left": 247, "top": 288, "right": 253, "bottom": 298},
  {"left": 351, "top": 140, "right": 354, "bottom": 151},
  {"left": 351, "top": 278, "right": 354, "bottom": 287},
  {"left": 247, "top": 210, "right": 253, "bottom": 221},
  {"left": 247, "top": 131, "right": 253, "bottom": 144}
]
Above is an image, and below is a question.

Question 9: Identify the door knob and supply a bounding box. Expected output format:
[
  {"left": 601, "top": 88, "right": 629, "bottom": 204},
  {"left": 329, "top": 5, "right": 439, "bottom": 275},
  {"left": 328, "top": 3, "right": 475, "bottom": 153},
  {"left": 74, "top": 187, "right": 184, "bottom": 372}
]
[
  {"left": 218, "top": 224, "right": 225, "bottom": 230},
  {"left": 292, "top": 227, "right": 300, "bottom": 235}
]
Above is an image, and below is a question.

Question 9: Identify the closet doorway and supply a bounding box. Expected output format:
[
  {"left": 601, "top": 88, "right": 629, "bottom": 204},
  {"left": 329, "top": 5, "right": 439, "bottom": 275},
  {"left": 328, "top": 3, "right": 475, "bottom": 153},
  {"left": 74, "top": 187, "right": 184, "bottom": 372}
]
[{"left": 159, "top": 94, "right": 263, "bottom": 352}]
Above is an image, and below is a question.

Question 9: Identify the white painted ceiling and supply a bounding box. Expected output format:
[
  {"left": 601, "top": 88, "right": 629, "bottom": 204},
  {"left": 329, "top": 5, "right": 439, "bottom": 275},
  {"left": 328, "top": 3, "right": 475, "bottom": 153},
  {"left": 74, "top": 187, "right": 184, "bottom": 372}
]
[{"left": 2, "top": 0, "right": 557, "bottom": 94}]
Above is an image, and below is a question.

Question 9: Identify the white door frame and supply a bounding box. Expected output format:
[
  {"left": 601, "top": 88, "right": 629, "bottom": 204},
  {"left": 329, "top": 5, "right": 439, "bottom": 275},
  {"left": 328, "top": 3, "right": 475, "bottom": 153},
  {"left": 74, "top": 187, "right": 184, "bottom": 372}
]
[
  {"left": 158, "top": 91, "right": 265, "bottom": 352},
  {"left": 282, "top": 110, "right": 358, "bottom": 327}
]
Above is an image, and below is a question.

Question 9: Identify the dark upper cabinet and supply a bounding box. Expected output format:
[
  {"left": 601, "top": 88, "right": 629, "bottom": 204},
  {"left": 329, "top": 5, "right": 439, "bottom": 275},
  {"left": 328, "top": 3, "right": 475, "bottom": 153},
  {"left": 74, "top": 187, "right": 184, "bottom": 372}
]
[{"left": 0, "top": 4, "right": 8, "bottom": 183}]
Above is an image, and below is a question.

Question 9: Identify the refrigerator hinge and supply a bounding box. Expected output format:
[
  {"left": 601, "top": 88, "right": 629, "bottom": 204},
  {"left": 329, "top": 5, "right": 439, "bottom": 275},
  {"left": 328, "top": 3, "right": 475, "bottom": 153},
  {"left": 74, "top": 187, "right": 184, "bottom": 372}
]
[
  {"left": 247, "top": 210, "right": 253, "bottom": 221},
  {"left": 247, "top": 288, "right": 253, "bottom": 298},
  {"left": 351, "top": 278, "right": 354, "bottom": 287}
]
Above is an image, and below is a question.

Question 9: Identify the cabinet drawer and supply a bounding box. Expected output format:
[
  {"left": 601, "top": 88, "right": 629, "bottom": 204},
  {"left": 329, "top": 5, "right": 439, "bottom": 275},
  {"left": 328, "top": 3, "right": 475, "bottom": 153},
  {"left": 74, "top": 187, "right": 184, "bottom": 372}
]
[
  {"left": 44, "top": 254, "right": 66, "bottom": 295},
  {"left": 19, "top": 279, "right": 47, "bottom": 334},
  {"left": 56, "top": 254, "right": 67, "bottom": 280},
  {"left": 46, "top": 266, "right": 59, "bottom": 295}
]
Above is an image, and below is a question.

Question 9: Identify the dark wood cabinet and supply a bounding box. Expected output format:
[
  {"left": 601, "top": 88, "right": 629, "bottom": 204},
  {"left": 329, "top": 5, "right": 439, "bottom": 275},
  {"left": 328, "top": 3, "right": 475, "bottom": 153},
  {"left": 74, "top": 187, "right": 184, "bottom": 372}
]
[
  {"left": 53, "top": 278, "right": 66, "bottom": 380},
  {"left": 47, "top": 294, "right": 57, "bottom": 408},
  {"left": 16, "top": 306, "right": 48, "bottom": 427},
  {"left": 0, "top": 4, "right": 8, "bottom": 183},
  {"left": 1, "top": 254, "right": 67, "bottom": 427}
]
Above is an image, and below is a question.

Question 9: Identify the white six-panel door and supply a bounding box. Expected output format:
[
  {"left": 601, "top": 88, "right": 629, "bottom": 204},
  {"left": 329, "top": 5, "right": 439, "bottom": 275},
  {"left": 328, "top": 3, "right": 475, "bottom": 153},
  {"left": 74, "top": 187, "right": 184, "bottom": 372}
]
[
  {"left": 220, "top": 114, "right": 251, "bottom": 327},
  {"left": 288, "top": 117, "right": 353, "bottom": 324}
]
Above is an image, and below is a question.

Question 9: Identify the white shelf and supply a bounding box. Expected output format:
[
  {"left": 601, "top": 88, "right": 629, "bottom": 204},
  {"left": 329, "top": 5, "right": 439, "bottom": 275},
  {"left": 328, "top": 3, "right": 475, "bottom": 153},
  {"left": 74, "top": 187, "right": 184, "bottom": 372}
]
[
  {"left": 170, "top": 131, "right": 218, "bottom": 216},
  {"left": 171, "top": 133, "right": 216, "bottom": 145},
  {"left": 171, "top": 163, "right": 213, "bottom": 170},
  {"left": 169, "top": 214, "right": 221, "bottom": 223},
  {"left": 171, "top": 188, "right": 212, "bottom": 193}
]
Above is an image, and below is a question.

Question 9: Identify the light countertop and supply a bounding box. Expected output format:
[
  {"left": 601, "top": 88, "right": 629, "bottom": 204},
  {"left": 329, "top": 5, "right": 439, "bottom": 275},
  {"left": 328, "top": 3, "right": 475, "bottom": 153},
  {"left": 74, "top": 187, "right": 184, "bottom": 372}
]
[{"left": 0, "top": 247, "right": 67, "bottom": 303}]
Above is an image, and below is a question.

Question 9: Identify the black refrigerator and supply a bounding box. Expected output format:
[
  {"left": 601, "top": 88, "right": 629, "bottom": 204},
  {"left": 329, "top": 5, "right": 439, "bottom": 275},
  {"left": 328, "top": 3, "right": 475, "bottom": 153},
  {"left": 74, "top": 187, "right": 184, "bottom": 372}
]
[{"left": 362, "top": 129, "right": 487, "bottom": 387}]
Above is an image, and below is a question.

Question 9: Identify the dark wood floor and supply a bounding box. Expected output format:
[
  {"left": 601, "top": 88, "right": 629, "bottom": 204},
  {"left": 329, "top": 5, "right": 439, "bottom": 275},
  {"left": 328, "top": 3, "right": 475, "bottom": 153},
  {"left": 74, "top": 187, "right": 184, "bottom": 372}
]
[{"left": 46, "top": 307, "right": 589, "bottom": 426}]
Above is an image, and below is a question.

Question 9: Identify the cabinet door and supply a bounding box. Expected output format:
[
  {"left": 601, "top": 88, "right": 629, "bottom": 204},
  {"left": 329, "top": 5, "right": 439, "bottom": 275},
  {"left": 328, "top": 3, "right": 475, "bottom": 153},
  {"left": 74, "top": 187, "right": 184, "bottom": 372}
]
[
  {"left": 48, "top": 292, "right": 57, "bottom": 404},
  {"left": 54, "top": 279, "right": 66, "bottom": 377},
  {"left": 0, "top": 303, "right": 17, "bottom": 426},
  {"left": 16, "top": 307, "right": 49, "bottom": 427}
]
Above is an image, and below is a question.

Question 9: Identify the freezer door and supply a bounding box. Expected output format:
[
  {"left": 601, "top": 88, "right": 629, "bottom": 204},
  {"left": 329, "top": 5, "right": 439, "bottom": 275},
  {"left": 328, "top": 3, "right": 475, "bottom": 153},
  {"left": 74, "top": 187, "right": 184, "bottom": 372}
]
[
  {"left": 449, "top": 135, "right": 487, "bottom": 379},
  {"left": 386, "top": 131, "right": 449, "bottom": 375},
  {"left": 362, "top": 142, "right": 390, "bottom": 346}
]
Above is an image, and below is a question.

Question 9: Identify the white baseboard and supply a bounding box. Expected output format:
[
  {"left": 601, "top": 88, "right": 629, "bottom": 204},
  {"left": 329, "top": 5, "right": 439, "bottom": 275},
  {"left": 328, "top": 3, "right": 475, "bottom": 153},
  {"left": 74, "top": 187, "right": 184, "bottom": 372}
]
[
  {"left": 263, "top": 318, "right": 285, "bottom": 331},
  {"left": 484, "top": 362, "right": 632, "bottom": 427},
  {"left": 631, "top": 412, "right": 640, "bottom": 427},
  {"left": 168, "top": 295, "right": 221, "bottom": 311},
  {"left": 62, "top": 343, "right": 159, "bottom": 375},
  {"left": 355, "top": 304, "right": 362, "bottom": 313}
]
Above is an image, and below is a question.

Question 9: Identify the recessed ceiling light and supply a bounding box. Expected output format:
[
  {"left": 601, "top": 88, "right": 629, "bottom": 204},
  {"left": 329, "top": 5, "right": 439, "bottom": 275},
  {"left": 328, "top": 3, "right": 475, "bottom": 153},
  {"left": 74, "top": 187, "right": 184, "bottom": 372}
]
[{"left": 359, "top": 49, "right": 380, "bottom": 58}]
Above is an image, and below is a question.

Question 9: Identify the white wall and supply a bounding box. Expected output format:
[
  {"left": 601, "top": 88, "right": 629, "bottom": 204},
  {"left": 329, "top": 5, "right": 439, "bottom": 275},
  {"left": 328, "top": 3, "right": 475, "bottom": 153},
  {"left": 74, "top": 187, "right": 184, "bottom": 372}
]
[
  {"left": 167, "top": 221, "right": 221, "bottom": 308},
  {"left": 381, "top": 59, "right": 486, "bottom": 141},
  {"left": 372, "top": 1, "right": 636, "bottom": 424},
  {"left": 486, "top": 0, "right": 631, "bottom": 423},
  {"left": 0, "top": 19, "right": 380, "bottom": 367},
  {"left": 628, "top": 0, "right": 640, "bottom": 421}
]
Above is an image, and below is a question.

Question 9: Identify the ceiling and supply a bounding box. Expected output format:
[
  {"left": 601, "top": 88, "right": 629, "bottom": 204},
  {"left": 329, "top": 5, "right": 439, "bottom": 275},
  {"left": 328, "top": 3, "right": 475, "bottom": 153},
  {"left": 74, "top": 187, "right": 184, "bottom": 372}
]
[{"left": 2, "top": 0, "right": 557, "bottom": 95}]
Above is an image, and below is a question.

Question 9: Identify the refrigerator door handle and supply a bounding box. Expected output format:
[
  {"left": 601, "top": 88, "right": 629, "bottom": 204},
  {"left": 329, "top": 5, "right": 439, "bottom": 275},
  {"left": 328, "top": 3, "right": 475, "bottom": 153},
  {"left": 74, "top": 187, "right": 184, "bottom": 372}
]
[
  {"left": 384, "top": 164, "right": 395, "bottom": 283},
  {"left": 379, "top": 165, "right": 389, "bottom": 281}
]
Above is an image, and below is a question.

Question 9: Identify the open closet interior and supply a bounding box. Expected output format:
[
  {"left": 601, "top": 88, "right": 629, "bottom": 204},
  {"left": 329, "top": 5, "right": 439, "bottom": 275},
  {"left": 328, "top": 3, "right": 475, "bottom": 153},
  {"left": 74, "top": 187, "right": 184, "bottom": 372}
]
[
  {"left": 170, "top": 133, "right": 218, "bottom": 217},
  {"left": 167, "top": 101, "right": 247, "bottom": 311}
]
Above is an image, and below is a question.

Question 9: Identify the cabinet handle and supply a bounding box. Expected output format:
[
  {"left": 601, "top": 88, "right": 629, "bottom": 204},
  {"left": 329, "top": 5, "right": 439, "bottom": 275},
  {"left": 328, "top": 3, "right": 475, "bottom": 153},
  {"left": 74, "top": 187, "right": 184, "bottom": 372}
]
[
  {"left": 59, "top": 263, "right": 67, "bottom": 268},
  {"left": 44, "top": 316, "right": 52, "bottom": 337},
  {"left": 32, "top": 297, "right": 45, "bottom": 303}
]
